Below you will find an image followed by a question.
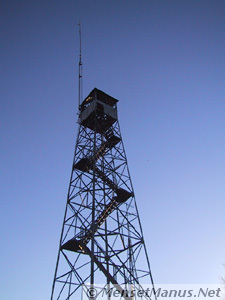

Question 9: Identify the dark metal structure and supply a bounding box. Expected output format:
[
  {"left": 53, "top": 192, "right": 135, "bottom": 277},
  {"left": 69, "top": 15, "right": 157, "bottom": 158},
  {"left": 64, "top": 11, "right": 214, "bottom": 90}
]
[{"left": 51, "top": 88, "right": 156, "bottom": 299}]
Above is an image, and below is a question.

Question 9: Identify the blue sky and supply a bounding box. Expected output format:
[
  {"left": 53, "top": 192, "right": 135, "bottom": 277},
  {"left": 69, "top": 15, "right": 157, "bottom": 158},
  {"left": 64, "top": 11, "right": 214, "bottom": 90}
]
[{"left": 1, "top": 0, "right": 225, "bottom": 299}]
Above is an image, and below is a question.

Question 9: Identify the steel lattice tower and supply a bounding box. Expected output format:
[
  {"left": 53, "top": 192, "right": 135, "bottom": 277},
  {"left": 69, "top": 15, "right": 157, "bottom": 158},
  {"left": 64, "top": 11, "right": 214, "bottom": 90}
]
[{"left": 51, "top": 88, "right": 156, "bottom": 300}]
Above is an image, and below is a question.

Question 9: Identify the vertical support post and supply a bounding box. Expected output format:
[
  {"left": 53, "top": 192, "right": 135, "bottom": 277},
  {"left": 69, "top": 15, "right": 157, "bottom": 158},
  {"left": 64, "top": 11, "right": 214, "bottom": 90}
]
[{"left": 90, "top": 91, "right": 97, "bottom": 299}]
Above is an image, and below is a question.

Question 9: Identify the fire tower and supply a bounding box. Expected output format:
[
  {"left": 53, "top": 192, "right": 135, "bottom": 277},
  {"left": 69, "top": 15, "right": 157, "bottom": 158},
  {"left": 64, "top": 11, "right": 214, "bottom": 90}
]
[{"left": 51, "top": 88, "right": 156, "bottom": 299}]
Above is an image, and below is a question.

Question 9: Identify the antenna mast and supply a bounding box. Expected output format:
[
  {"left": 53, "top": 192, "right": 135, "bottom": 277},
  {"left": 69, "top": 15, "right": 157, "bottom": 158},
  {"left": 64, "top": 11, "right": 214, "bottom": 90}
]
[{"left": 78, "top": 22, "right": 82, "bottom": 108}]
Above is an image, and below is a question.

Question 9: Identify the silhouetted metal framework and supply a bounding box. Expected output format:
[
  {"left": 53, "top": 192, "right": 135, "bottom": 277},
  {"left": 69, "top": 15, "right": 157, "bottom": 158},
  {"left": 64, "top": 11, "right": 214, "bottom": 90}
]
[{"left": 51, "top": 88, "right": 156, "bottom": 300}]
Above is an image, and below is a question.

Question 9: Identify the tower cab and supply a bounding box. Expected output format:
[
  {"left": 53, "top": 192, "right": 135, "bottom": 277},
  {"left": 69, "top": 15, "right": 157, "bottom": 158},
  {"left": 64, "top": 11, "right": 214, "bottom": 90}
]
[{"left": 79, "top": 88, "right": 118, "bottom": 133}]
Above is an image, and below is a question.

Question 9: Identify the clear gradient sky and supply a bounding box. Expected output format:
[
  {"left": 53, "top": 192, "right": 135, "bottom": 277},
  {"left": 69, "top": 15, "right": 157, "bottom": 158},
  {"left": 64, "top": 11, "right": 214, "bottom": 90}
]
[{"left": 1, "top": 1, "right": 225, "bottom": 299}]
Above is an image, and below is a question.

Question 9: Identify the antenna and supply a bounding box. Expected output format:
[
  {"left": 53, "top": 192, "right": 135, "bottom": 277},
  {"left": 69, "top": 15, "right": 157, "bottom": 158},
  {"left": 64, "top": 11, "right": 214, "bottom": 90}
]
[{"left": 78, "top": 22, "right": 83, "bottom": 108}]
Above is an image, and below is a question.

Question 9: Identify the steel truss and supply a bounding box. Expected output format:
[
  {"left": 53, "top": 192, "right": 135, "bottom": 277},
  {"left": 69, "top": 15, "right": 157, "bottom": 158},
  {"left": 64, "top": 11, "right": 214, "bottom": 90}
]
[{"left": 51, "top": 88, "right": 156, "bottom": 300}]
